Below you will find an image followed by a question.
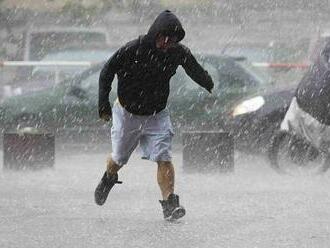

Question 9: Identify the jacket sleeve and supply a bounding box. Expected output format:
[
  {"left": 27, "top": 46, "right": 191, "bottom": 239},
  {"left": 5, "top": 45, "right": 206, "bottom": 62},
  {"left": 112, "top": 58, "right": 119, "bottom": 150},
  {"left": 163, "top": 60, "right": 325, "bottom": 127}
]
[
  {"left": 180, "top": 46, "right": 214, "bottom": 92},
  {"left": 98, "top": 48, "right": 125, "bottom": 113}
]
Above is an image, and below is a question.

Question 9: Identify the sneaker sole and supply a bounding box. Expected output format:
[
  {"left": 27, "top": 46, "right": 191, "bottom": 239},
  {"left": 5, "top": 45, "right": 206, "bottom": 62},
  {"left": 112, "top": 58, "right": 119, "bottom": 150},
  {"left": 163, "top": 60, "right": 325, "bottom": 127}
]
[
  {"left": 166, "top": 207, "right": 186, "bottom": 221},
  {"left": 94, "top": 172, "right": 122, "bottom": 206}
]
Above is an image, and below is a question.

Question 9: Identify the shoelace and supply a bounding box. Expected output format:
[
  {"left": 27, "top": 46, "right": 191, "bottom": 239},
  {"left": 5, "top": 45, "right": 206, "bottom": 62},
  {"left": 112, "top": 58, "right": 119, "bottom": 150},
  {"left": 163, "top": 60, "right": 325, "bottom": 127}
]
[{"left": 105, "top": 174, "right": 123, "bottom": 185}]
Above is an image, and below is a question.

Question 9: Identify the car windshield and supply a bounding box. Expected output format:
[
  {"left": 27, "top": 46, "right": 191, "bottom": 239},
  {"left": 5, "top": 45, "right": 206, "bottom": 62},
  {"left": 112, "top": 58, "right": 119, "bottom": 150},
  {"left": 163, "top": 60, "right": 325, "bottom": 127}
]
[
  {"left": 224, "top": 47, "right": 274, "bottom": 62},
  {"left": 236, "top": 59, "right": 273, "bottom": 85},
  {"left": 31, "top": 49, "right": 113, "bottom": 82},
  {"left": 65, "top": 54, "right": 272, "bottom": 100},
  {"left": 171, "top": 55, "right": 272, "bottom": 93}
]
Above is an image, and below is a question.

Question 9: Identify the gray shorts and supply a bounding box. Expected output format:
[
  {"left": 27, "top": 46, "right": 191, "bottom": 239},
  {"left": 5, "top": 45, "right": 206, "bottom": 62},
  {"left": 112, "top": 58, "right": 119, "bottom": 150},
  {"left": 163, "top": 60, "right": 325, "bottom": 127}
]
[{"left": 111, "top": 100, "right": 174, "bottom": 166}]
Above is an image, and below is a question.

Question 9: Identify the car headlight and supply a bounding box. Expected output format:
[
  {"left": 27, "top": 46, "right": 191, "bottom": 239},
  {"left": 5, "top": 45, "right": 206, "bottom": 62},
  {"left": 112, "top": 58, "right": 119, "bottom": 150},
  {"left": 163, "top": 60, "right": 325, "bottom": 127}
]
[{"left": 232, "top": 96, "right": 265, "bottom": 117}]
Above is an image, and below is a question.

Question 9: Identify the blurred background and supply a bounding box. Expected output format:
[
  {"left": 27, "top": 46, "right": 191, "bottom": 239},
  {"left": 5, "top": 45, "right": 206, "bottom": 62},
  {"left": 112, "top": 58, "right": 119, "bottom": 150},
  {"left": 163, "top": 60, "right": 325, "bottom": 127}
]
[
  {"left": 1, "top": 0, "right": 329, "bottom": 92},
  {"left": 1, "top": 0, "right": 327, "bottom": 59},
  {"left": 3, "top": 5, "right": 330, "bottom": 245}
]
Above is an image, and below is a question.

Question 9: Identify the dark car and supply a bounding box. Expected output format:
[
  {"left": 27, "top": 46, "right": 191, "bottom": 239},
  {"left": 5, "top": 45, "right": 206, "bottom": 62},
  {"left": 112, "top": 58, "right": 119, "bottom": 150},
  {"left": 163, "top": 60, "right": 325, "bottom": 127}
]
[
  {"left": 227, "top": 86, "right": 296, "bottom": 152},
  {"left": 0, "top": 54, "right": 273, "bottom": 146},
  {"left": 1, "top": 49, "right": 114, "bottom": 103}
]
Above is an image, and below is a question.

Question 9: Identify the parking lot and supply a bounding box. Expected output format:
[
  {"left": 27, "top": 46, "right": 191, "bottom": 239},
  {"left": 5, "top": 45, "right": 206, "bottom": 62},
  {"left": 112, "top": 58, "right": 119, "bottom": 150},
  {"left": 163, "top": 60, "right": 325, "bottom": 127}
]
[
  {"left": 1, "top": 147, "right": 330, "bottom": 248},
  {"left": 2, "top": 1, "right": 330, "bottom": 247}
]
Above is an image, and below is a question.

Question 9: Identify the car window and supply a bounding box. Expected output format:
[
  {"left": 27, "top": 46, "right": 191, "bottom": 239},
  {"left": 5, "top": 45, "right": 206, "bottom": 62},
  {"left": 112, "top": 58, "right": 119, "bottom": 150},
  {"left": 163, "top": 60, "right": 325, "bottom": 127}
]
[
  {"left": 213, "top": 59, "right": 251, "bottom": 91},
  {"left": 171, "top": 56, "right": 258, "bottom": 96},
  {"left": 224, "top": 47, "right": 274, "bottom": 62},
  {"left": 31, "top": 70, "right": 56, "bottom": 82},
  {"left": 171, "top": 57, "right": 220, "bottom": 94},
  {"left": 170, "top": 67, "right": 199, "bottom": 99}
]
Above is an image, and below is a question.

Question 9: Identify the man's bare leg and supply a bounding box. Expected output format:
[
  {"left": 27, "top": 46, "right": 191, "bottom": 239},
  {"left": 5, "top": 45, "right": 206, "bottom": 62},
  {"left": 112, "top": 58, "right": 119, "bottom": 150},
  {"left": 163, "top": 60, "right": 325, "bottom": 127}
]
[
  {"left": 157, "top": 161, "right": 185, "bottom": 220},
  {"left": 157, "top": 161, "right": 175, "bottom": 200},
  {"left": 107, "top": 157, "right": 122, "bottom": 176}
]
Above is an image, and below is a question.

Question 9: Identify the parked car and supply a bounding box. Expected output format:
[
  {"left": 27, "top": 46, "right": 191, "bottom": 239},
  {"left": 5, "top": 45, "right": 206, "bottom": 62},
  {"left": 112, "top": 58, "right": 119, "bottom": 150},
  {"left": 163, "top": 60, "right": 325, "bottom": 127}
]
[
  {"left": 226, "top": 31, "right": 330, "bottom": 153},
  {"left": 3, "top": 49, "right": 114, "bottom": 102},
  {"left": 31, "top": 48, "right": 114, "bottom": 84},
  {"left": 227, "top": 86, "right": 295, "bottom": 152},
  {"left": 0, "top": 54, "right": 274, "bottom": 145},
  {"left": 2, "top": 26, "right": 113, "bottom": 102}
]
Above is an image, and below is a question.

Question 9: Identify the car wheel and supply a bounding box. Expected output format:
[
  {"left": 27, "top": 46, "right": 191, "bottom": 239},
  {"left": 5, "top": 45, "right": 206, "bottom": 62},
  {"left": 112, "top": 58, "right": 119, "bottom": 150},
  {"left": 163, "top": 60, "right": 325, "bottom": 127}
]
[{"left": 268, "top": 130, "right": 329, "bottom": 175}]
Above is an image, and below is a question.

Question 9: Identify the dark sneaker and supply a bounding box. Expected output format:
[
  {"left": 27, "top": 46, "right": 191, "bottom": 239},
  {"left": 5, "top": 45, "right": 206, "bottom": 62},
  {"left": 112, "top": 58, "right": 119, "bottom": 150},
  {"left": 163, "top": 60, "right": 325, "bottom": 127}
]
[
  {"left": 159, "top": 193, "right": 186, "bottom": 220},
  {"left": 94, "top": 171, "right": 122, "bottom": 206}
]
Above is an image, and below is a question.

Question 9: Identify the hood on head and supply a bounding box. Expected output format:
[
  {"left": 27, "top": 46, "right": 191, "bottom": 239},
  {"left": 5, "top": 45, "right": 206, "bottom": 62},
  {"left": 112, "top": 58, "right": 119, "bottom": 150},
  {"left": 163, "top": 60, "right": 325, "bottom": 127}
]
[{"left": 146, "top": 10, "right": 185, "bottom": 42}]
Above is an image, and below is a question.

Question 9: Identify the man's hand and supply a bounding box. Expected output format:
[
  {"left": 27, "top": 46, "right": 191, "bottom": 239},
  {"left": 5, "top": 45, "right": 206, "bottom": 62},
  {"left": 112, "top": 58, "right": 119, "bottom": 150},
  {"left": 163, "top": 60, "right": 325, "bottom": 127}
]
[
  {"left": 99, "top": 103, "right": 112, "bottom": 122},
  {"left": 206, "top": 82, "right": 214, "bottom": 94},
  {"left": 100, "top": 112, "right": 111, "bottom": 122}
]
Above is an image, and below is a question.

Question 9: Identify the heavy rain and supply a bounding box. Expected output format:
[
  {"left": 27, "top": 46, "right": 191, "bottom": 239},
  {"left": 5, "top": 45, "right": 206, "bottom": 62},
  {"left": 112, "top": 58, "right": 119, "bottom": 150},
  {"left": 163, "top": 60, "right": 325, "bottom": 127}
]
[{"left": 1, "top": 1, "right": 330, "bottom": 247}]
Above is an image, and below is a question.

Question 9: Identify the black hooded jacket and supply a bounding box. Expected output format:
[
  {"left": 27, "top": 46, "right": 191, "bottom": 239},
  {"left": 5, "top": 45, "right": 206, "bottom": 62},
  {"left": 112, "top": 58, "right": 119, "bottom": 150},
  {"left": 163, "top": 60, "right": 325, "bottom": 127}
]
[
  {"left": 99, "top": 10, "right": 214, "bottom": 116},
  {"left": 296, "top": 40, "right": 330, "bottom": 125}
]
